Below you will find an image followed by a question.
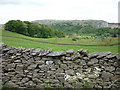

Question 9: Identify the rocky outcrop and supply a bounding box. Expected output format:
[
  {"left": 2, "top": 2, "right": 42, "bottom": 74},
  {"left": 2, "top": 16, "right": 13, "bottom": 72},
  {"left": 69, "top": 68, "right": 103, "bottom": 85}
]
[{"left": 0, "top": 43, "right": 120, "bottom": 89}]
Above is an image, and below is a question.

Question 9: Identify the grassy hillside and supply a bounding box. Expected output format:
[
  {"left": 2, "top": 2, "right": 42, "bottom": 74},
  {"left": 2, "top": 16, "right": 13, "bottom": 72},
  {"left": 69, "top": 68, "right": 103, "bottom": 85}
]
[
  {"left": 2, "top": 30, "right": 119, "bottom": 45},
  {"left": 0, "top": 29, "right": 119, "bottom": 53}
]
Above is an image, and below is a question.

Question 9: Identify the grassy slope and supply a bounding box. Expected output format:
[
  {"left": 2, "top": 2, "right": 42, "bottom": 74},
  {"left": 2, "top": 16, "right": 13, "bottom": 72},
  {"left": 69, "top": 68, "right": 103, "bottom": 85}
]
[
  {"left": 0, "top": 29, "right": 119, "bottom": 53},
  {"left": 1, "top": 37, "right": 119, "bottom": 53},
  {"left": 1, "top": 30, "right": 118, "bottom": 45}
]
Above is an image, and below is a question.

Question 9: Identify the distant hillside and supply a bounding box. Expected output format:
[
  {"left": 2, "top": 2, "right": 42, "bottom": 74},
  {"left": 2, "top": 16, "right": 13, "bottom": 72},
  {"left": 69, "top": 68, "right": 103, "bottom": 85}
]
[
  {"left": 32, "top": 20, "right": 109, "bottom": 35},
  {"left": 0, "top": 24, "right": 4, "bottom": 28},
  {"left": 32, "top": 20, "right": 119, "bottom": 36},
  {"left": 32, "top": 19, "right": 109, "bottom": 28}
]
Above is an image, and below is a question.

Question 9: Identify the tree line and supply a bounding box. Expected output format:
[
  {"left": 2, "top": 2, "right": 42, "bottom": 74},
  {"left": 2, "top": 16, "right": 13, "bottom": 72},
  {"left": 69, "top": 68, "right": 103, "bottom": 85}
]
[
  {"left": 50, "top": 22, "right": 119, "bottom": 37},
  {"left": 4, "top": 20, "right": 65, "bottom": 38}
]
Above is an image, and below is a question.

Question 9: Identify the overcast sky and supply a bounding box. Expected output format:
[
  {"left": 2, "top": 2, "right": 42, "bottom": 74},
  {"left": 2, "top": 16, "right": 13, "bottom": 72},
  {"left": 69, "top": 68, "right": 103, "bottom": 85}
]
[{"left": 0, "top": 0, "right": 119, "bottom": 24}]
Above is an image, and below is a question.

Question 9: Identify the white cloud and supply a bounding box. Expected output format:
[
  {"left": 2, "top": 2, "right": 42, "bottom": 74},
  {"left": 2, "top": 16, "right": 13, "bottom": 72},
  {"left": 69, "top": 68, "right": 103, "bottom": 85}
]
[{"left": 0, "top": 0, "right": 119, "bottom": 24}]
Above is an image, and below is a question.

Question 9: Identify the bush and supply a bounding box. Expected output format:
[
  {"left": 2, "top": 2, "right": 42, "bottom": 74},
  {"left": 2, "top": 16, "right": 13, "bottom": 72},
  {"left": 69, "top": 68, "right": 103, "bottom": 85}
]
[{"left": 72, "top": 37, "right": 79, "bottom": 41}]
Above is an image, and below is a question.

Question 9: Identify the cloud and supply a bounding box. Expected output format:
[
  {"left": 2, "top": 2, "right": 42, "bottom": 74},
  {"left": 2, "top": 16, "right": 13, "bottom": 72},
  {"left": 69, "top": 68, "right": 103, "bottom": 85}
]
[{"left": 0, "top": 0, "right": 119, "bottom": 24}]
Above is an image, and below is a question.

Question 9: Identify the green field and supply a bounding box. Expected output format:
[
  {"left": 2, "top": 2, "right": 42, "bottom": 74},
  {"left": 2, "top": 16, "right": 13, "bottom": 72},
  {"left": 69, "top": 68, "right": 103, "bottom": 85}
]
[
  {"left": 0, "top": 29, "right": 119, "bottom": 53},
  {"left": 1, "top": 29, "right": 119, "bottom": 45},
  {"left": 1, "top": 36, "right": 119, "bottom": 53}
]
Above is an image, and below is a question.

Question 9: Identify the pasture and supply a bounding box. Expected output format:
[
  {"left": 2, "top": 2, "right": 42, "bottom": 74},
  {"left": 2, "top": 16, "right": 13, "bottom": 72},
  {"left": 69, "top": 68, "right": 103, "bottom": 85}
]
[
  {"left": 2, "top": 29, "right": 119, "bottom": 45},
  {"left": 0, "top": 29, "right": 119, "bottom": 53}
]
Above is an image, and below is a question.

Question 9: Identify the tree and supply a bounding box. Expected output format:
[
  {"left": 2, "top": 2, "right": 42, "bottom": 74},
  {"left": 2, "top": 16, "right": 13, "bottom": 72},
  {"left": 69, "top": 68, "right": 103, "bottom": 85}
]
[{"left": 4, "top": 20, "right": 65, "bottom": 38}]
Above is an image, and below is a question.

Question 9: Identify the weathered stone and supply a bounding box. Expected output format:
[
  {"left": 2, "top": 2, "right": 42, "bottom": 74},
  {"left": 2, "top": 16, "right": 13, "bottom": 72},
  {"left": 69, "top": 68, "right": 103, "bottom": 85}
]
[
  {"left": 25, "top": 81, "right": 34, "bottom": 87},
  {"left": 21, "top": 78, "right": 29, "bottom": 83},
  {"left": 0, "top": 43, "right": 7, "bottom": 48},
  {"left": 72, "top": 52, "right": 81, "bottom": 60},
  {"left": 41, "top": 57, "right": 52, "bottom": 61},
  {"left": 52, "top": 79, "right": 59, "bottom": 83},
  {"left": 32, "top": 78, "right": 43, "bottom": 83},
  {"left": 2, "top": 76, "right": 10, "bottom": 82},
  {"left": 61, "top": 56, "right": 66, "bottom": 60},
  {"left": 47, "top": 51, "right": 65, "bottom": 56},
  {"left": 60, "top": 64, "right": 68, "bottom": 69},
  {"left": 54, "top": 60, "right": 61, "bottom": 65},
  {"left": 64, "top": 82, "right": 73, "bottom": 88},
  {"left": 106, "top": 53, "right": 117, "bottom": 59},
  {"left": 97, "top": 51, "right": 111, "bottom": 58},
  {"left": 39, "top": 48, "right": 52, "bottom": 56},
  {"left": 88, "top": 52, "right": 99, "bottom": 58},
  {"left": 101, "top": 71, "right": 113, "bottom": 79},
  {"left": 116, "top": 53, "right": 120, "bottom": 59},
  {"left": 39, "top": 65, "right": 48, "bottom": 70},
  {"left": 22, "top": 60, "right": 27, "bottom": 64},
  {"left": 115, "top": 68, "right": 120, "bottom": 74},
  {"left": 1, "top": 43, "right": 120, "bottom": 89},
  {"left": 56, "top": 73, "right": 65, "bottom": 77},
  {"left": 8, "top": 49, "right": 17, "bottom": 54},
  {"left": 66, "top": 54, "right": 71, "bottom": 57},
  {"left": 6, "top": 81, "right": 18, "bottom": 88},
  {"left": 87, "top": 58, "right": 98, "bottom": 65},
  {"left": 82, "top": 49, "right": 89, "bottom": 55},
  {"left": 47, "top": 71, "right": 55, "bottom": 75},
  {"left": 79, "top": 60, "right": 86, "bottom": 65},
  {"left": 77, "top": 49, "right": 83, "bottom": 53},
  {"left": 14, "top": 60, "right": 21, "bottom": 63},
  {"left": 16, "top": 53, "right": 21, "bottom": 56},
  {"left": 28, "top": 58, "right": 34, "bottom": 64},
  {"left": 66, "top": 49, "right": 74, "bottom": 54},
  {"left": 83, "top": 57, "right": 89, "bottom": 60},
  {"left": 65, "top": 69, "right": 75, "bottom": 75},
  {"left": 111, "top": 75, "right": 120, "bottom": 81},
  {"left": 11, "top": 56, "right": 16, "bottom": 59},
  {"left": 56, "top": 68, "right": 64, "bottom": 73},
  {"left": 24, "top": 70, "right": 29, "bottom": 73},
  {"left": 32, "top": 48, "right": 41, "bottom": 53},
  {"left": 23, "top": 48, "right": 35, "bottom": 53},
  {"left": 2, "top": 48, "right": 9, "bottom": 53},
  {"left": 34, "top": 57, "right": 41, "bottom": 61},
  {"left": 28, "top": 64, "right": 37, "bottom": 70},
  {"left": 74, "top": 59, "right": 81, "bottom": 63},
  {"left": 16, "top": 64, "right": 23, "bottom": 72},
  {"left": 31, "top": 53, "right": 37, "bottom": 56},
  {"left": 105, "top": 66, "right": 115, "bottom": 72},
  {"left": 7, "top": 63, "right": 16, "bottom": 69},
  {"left": 36, "top": 60, "right": 45, "bottom": 65},
  {"left": 88, "top": 74, "right": 98, "bottom": 79},
  {"left": 66, "top": 57, "right": 72, "bottom": 60},
  {"left": 46, "top": 61, "right": 54, "bottom": 65},
  {"left": 114, "top": 61, "right": 120, "bottom": 67}
]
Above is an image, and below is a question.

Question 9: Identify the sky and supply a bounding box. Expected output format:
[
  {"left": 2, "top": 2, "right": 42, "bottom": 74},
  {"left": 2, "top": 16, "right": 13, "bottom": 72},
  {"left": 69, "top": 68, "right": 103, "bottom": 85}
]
[{"left": 0, "top": 0, "right": 119, "bottom": 24}]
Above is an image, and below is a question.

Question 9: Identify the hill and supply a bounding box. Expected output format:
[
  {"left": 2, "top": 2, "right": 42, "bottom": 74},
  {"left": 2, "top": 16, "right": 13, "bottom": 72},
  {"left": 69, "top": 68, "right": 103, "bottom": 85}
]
[
  {"left": 32, "top": 19, "right": 108, "bottom": 28},
  {"left": 32, "top": 20, "right": 119, "bottom": 36}
]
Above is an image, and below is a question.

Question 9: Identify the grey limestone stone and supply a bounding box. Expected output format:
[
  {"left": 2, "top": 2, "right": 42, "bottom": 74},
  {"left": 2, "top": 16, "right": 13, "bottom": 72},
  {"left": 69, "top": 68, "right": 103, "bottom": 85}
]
[
  {"left": 39, "top": 48, "right": 52, "bottom": 56},
  {"left": 88, "top": 52, "right": 99, "bottom": 58},
  {"left": 101, "top": 71, "right": 113, "bottom": 79},
  {"left": 14, "top": 60, "right": 21, "bottom": 63},
  {"left": 66, "top": 49, "right": 74, "bottom": 54},
  {"left": 88, "top": 58, "right": 98, "bottom": 65},
  {"left": 28, "top": 64, "right": 37, "bottom": 70},
  {"left": 105, "top": 66, "right": 115, "bottom": 72},
  {"left": 32, "top": 48, "right": 41, "bottom": 53},
  {"left": 46, "top": 61, "right": 54, "bottom": 65},
  {"left": 21, "top": 78, "right": 29, "bottom": 83},
  {"left": 65, "top": 69, "right": 75, "bottom": 75},
  {"left": 47, "top": 51, "right": 65, "bottom": 56},
  {"left": 97, "top": 51, "right": 111, "bottom": 59}
]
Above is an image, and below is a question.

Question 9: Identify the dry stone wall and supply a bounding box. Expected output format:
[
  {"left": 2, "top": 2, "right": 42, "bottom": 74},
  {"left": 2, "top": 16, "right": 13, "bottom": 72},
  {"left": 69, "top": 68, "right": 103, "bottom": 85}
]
[{"left": 0, "top": 43, "right": 120, "bottom": 89}]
